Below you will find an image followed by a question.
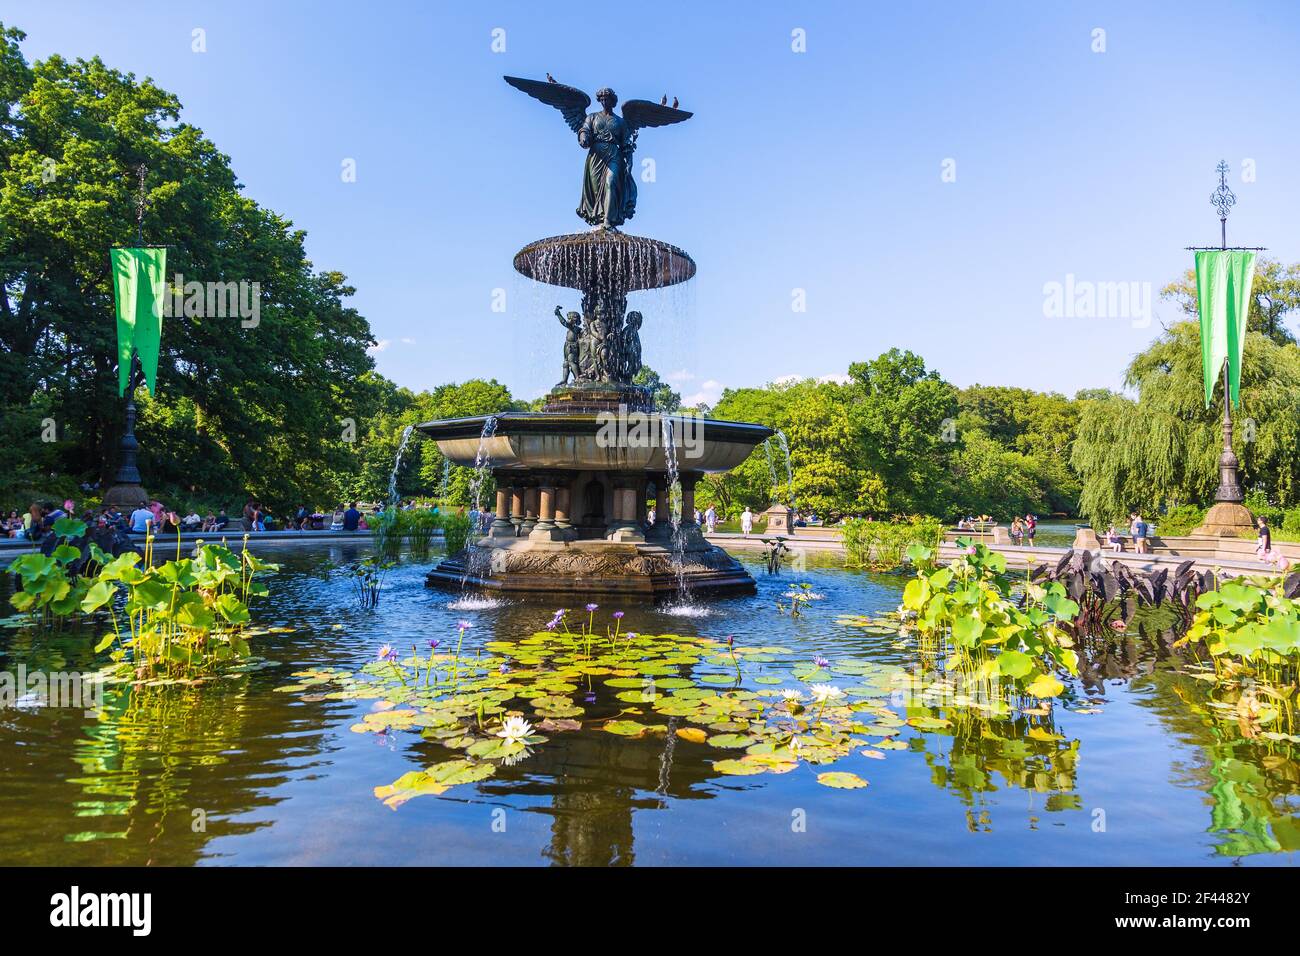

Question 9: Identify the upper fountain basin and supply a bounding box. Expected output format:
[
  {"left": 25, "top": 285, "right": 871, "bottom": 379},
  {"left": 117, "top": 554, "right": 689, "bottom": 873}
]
[
  {"left": 417, "top": 412, "right": 771, "bottom": 473},
  {"left": 514, "top": 232, "right": 696, "bottom": 291}
]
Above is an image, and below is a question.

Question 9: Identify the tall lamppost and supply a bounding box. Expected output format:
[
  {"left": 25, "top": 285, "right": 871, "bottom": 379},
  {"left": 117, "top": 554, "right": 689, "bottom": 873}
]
[
  {"left": 1188, "top": 161, "right": 1266, "bottom": 537},
  {"left": 102, "top": 164, "right": 160, "bottom": 513}
]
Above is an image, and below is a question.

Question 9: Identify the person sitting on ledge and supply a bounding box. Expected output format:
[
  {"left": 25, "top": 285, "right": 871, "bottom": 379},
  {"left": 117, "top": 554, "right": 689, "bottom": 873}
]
[
  {"left": 342, "top": 502, "right": 362, "bottom": 532},
  {"left": 128, "top": 503, "right": 153, "bottom": 535},
  {"left": 1105, "top": 525, "right": 1125, "bottom": 552}
]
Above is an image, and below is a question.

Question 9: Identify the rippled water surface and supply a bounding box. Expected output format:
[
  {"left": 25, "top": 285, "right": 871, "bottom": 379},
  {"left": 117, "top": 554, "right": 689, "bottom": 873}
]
[{"left": 1, "top": 542, "right": 1296, "bottom": 865}]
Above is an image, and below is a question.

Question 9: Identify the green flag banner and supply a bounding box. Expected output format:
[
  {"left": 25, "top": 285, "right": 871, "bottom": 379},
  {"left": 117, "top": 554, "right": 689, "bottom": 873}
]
[
  {"left": 1194, "top": 249, "right": 1255, "bottom": 409},
  {"left": 110, "top": 247, "right": 167, "bottom": 397}
]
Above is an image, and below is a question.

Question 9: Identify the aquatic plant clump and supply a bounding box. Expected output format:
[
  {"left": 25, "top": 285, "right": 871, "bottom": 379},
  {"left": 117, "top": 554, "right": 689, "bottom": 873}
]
[
  {"left": 1175, "top": 573, "right": 1300, "bottom": 743},
  {"left": 840, "top": 516, "right": 944, "bottom": 572},
  {"left": 6, "top": 529, "right": 283, "bottom": 681},
  {"left": 897, "top": 539, "right": 1080, "bottom": 706}
]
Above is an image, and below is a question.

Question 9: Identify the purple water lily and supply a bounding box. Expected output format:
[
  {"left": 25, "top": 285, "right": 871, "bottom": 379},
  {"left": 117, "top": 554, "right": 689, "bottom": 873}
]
[
  {"left": 585, "top": 603, "right": 599, "bottom": 612},
  {"left": 612, "top": 611, "right": 624, "bottom": 620},
  {"left": 813, "top": 655, "right": 830, "bottom": 669}
]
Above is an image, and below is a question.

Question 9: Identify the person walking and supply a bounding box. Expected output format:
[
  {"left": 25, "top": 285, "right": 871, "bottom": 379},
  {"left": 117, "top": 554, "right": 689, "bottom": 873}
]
[
  {"left": 1256, "top": 516, "right": 1272, "bottom": 562},
  {"left": 1024, "top": 514, "right": 1037, "bottom": 546},
  {"left": 740, "top": 506, "right": 754, "bottom": 536},
  {"left": 704, "top": 505, "right": 717, "bottom": 534}
]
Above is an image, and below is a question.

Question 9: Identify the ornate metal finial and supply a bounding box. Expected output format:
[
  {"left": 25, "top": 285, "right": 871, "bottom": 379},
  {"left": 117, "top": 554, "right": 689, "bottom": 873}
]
[
  {"left": 134, "top": 163, "right": 148, "bottom": 245},
  {"left": 1210, "top": 159, "right": 1236, "bottom": 230}
]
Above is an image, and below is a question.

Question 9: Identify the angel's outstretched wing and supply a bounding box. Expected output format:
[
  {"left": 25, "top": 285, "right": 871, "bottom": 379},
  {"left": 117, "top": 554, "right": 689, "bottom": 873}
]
[
  {"left": 503, "top": 76, "right": 591, "bottom": 133},
  {"left": 621, "top": 100, "right": 693, "bottom": 132}
]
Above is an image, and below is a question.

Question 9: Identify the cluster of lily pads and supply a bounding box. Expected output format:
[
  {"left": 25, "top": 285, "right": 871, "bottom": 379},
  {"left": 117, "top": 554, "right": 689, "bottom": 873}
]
[{"left": 275, "top": 605, "right": 1005, "bottom": 807}]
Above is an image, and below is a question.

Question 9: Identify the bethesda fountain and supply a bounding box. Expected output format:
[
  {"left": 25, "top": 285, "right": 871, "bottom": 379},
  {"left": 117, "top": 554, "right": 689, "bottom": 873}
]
[{"left": 420, "top": 76, "right": 771, "bottom": 597}]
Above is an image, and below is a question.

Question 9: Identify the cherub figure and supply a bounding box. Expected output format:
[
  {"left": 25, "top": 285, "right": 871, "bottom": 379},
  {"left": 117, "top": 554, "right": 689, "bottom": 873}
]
[
  {"left": 555, "top": 306, "right": 583, "bottom": 387},
  {"left": 621, "top": 310, "right": 643, "bottom": 382},
  {"left": 585, "top": 307, "right": 608, "bottom": 381}
]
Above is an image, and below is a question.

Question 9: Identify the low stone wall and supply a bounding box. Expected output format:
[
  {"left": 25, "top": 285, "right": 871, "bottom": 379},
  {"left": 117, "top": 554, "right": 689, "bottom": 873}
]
[{"left": 1070, "top": 527, "right": 1298, "bottom": 564}]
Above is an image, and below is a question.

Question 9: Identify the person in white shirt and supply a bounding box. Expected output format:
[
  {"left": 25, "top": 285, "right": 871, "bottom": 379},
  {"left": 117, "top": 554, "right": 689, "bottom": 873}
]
[
  {"left": 704, "top": 505, "right": 717, "bottom": 533},
  {"left": 740, "top": 506, "right": 754, "bottom": 536}
]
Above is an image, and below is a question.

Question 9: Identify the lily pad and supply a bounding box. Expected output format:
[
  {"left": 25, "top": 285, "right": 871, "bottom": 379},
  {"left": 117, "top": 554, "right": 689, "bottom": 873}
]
[{"left": 816, "top": 771, "right": 869, "bottom": 789}]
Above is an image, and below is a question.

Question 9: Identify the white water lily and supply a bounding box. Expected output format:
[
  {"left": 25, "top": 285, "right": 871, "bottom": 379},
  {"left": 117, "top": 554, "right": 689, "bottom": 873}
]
[
  {"left": 809, "top": 683, "right": 844, "bottom": 704},
  {"left": 496, "top": 715, "right": 533, "bottom": 744},
  {"left": 781, "top": 689, "right": 804, "bottom": 701}
]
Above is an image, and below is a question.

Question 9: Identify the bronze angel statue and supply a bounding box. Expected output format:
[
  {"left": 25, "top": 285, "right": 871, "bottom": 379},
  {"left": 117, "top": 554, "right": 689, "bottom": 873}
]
[{"left": 504, "top": 76, "right": 693, "bottom": 229}]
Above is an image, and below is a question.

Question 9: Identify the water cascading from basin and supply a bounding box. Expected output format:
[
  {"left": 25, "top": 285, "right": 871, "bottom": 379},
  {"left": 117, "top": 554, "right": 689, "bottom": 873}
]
[
  {"left": 438, "top": 457, "right": 452, "bottom": 505},
  {"left": 388, "top": 425, "right": 415, "bottom": 507},
  {"left": 775, "top": 429, "right": 795, "bottom": 508},
  {"left": 461, "top": 415, "right": 499, "bottom": 590},
  {"left": 467, "top": 415, "right": 499, "bottom": 514},
  {"left": 662, "top": 417, "right": 693, "bottom": 608},
  {"left": 762, "top": 438, "right": 779, "bottom": 500}
]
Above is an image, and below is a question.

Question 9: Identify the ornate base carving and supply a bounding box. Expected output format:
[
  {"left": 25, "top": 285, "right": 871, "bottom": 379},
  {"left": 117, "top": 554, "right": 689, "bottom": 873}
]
[
  {"left": 1193, "top": 501, "right": 1256, "bottom": 537},
  {"left": 426, "top": 537, "right": 755, "bottom": 597},
  {"left": 762, "top": 504, "right": 796, "bottom": 535},
  {"left": 102, "top": 482, "right": 148, "bottom": 512},
  {"left": 544, "top": 384, "right": 653, "bottom": 414}
]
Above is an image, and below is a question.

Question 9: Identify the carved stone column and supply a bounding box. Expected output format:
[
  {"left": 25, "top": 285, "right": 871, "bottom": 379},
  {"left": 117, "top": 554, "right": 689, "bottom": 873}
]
[
  {"left": 521, "top": 484, "right": 539, "bottom": 535},
  {"left": 510, "top": 484, "right": 525, "bottom": 534},
  {"left": 681, "top": 473, "right": 698, "bottom": 524},
  {"left": 606, "top": 476, "right": 644, "bottom": 543},
  {"left": 554, "top": 476, "right": 576, "bottom": 540},
  {"left": 530, "top": 480, "right": 565, "bottom": 541},
  {"left": 489, "top": 485, "right": 514, "bottom": 537},
  {"left": 654, "top": 476, "right": 669, "bottom": 529}
]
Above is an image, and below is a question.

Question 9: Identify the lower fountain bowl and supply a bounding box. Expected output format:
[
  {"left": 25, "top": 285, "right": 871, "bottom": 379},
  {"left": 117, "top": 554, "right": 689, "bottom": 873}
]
[
  {"left": 416, "top": 410, "right": 771, "bottom": 599},
  {"left": 427, "top": 534, "right": 756, "bottom": 599}
]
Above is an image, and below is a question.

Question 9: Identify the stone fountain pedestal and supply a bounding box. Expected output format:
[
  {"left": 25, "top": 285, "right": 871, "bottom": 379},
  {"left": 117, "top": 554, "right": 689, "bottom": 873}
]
[
  {"left": 419, "top": 411, "right": 771, "bottom": 597},
  {"left": 420, "top": 229, "right": 770, "bottom": 598}
]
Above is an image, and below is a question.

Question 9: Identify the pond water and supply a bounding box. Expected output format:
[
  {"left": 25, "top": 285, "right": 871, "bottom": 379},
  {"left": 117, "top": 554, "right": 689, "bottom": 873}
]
[{"left": 0, "top": 542, "right": 1296, "bottom": 866}]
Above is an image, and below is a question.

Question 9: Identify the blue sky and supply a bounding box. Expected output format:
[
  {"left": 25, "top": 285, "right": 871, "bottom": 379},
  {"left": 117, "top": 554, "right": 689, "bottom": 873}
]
[{"left": 7, "top": 1, "right": 1300, "bottom": 404}]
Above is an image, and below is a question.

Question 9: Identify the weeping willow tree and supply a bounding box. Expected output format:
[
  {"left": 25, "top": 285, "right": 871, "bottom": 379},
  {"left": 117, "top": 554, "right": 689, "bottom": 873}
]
[{"left": 1072, "top": 321, "right": 1300, "bottom": 524}]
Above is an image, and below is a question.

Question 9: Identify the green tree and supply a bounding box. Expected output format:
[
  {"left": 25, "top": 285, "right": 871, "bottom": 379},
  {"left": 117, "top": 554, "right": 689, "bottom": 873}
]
[
  {"left": 1072, "top": 321, "right": 1300, "bottom": 524},
  {"left": 0, "top": 25, "right": 375, "bottom": 509},
  {"left": 633, "top": 364, "right": 680, "bottom": 412}
]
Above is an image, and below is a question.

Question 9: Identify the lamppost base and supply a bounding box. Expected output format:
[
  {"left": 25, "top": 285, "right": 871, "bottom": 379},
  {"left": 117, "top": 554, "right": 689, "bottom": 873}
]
[
  {"left": 102, "top": 482, "right": 149, "bottom": 512},
  {"left": 1192, "top": 501, "right": 1255, "bottom": 537},
  {"left": 762, "top": 504, "right": 796, "bottom": 535}
]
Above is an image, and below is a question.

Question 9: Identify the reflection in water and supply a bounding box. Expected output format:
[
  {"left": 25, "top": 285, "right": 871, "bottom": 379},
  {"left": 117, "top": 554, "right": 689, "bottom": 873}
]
[
  {"left": 916, "top": 710, "right": 1081, "bottom": 830},
  {"left": 1136, "top": 668, "right": 1300, "bottom": 857},
  {"left": 0, "top": 544, "right": 1297, "bottom": 864}
]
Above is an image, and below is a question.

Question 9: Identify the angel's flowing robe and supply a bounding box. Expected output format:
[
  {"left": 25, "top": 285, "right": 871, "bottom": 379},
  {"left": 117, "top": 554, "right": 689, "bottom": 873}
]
[{"left": 577, "top": 111, "right": 637, "bottom": 228}]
